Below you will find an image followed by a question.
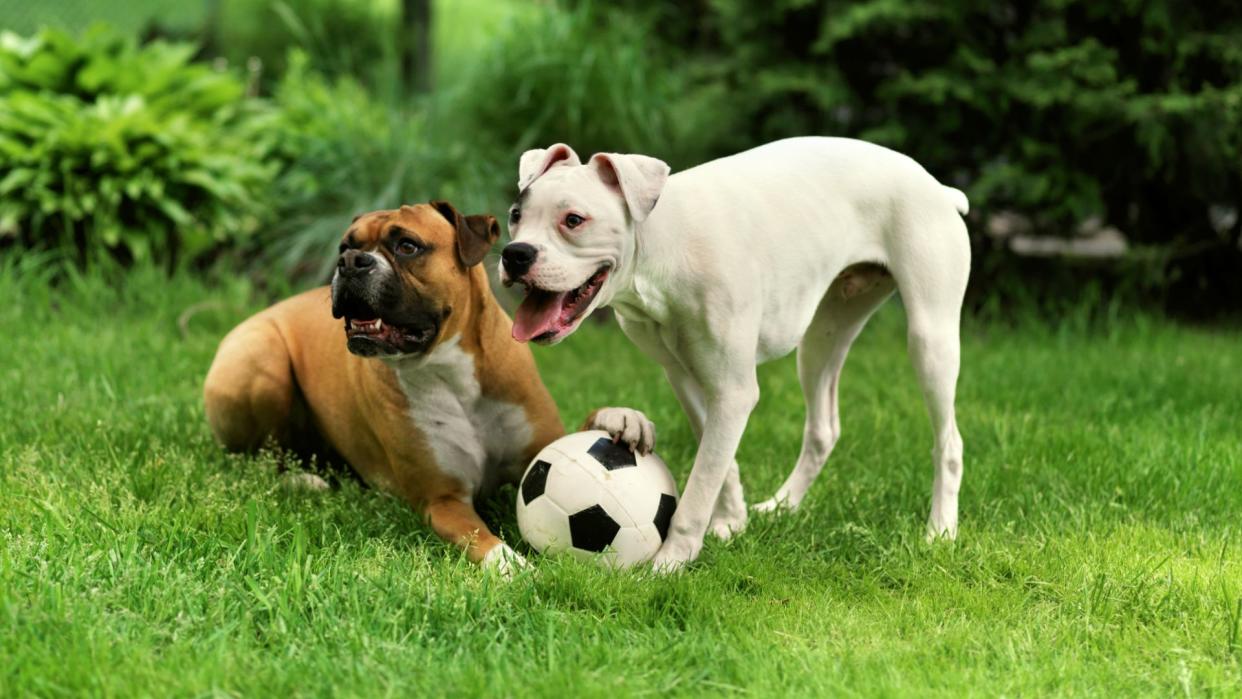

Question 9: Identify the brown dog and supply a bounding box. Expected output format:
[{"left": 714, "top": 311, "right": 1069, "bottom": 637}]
[{"left": 203, "top": 202, "right": 564, "bottom": 573}]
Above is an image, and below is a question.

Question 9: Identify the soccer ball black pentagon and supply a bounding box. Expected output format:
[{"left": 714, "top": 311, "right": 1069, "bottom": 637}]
[{"left": 516, "top": 430, "right": 678, "bottom": 568}]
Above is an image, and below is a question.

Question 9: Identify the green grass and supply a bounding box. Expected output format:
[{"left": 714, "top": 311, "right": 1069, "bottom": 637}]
[{"left": 3, "top": 263, "right": 1242, "bottom": 697}]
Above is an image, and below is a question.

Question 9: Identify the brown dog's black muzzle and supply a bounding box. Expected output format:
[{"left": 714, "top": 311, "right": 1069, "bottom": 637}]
[
  {"left": 331, "top": 261, "right": 401, "bottom": 321},
  {"left": 337, "top": 249, "right": 375, "bottom": 278},
  {"left": 332, "top": 266, "right": 447, "bottom": 357}
]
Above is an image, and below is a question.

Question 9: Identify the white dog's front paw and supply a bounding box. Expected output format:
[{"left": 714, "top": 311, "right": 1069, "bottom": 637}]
[
  {"left": 926, "top": 497, "right": 959, "bottom": 543},
  {"left": 708, "top": 513, "right": 747, "bottom": 541},
  {"left": 482, "top": 543, "right": 529, "bottom": 579},
  {"left": 650, "top": 534, "right": 701, "bottom": 575},
  {"left": 708, "top": 500, "right": 748, "bottom": 541},
  {"left": 925, "top": 517, "right": 958, "bottom": 543},
  {"left": 584, "top": 407, "right": 656, "bottom": 455}
]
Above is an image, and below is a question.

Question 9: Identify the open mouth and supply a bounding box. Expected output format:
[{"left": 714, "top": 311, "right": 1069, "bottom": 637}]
[
  {"left": 343, "top": 314, "right": 438, "bottom": 355},
  {"left": 512, "top": 266, "right": 609, "bottom": 343}
]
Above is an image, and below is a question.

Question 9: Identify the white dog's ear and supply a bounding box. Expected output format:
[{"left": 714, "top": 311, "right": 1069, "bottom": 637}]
[
  {"left": 588, "top": 153, "right": 670, "bottom": 222},
  {"left": 518, "top": 144, "right": 581, "bottom": 189}
]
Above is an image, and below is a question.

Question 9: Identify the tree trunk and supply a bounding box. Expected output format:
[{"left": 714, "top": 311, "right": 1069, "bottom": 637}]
[{"left": 402, "top": 0, "right": 432, "bottom": 93}]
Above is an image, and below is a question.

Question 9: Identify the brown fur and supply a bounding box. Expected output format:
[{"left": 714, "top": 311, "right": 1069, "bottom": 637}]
[{"left": 204, "top": 203, "right": 564, "bottom": 565}]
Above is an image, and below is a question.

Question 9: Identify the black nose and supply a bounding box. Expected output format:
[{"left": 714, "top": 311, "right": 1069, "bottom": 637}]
[
  {"left": 502, "top": 243, "right": 537, "bottom": 277},
  {"left": 338, "top": 249, "right": 375, "bottom": 277}
]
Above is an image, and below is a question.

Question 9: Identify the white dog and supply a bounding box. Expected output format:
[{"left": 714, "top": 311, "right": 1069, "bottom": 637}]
[{"left": 500, "top": 137, "right": 970, "bottom": 572}]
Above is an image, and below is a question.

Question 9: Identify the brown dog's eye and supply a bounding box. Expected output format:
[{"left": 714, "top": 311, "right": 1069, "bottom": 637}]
[
  {"left": 564, "top": 213, "right": 585, "bottom": 229},
  {"left": 396, "top": 239, "right": 422, "bottom": 256}
]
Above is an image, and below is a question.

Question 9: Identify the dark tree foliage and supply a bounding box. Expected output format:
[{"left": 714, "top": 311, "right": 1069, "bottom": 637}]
[{"left": 596, "top": 0, "right": 1242, "bottom": 312}]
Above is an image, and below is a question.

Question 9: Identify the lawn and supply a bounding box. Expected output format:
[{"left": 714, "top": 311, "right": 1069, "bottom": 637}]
[{"left": 2, "top": 262, "right": 1241, "bottom": 696}]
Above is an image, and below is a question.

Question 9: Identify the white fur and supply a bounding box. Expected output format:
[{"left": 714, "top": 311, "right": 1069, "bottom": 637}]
[
  {"left": 587, "top": 153, "right": 670, "bottom": 222},
  {"left": 279, "top": 472, "right": 331, "bottom": 492},
  {"left": 587, "top": 407, "right": 656, "bottom": 455},
  {"left": 388, "top": 335, "right": 535, "bottom": 499},
  {"left": 481, "top": 542, "right": 528, "bottom": 579},
  {"left": 518, "top": 144, "right": 581, "bottom": 190},
  {"left": 506, "top": 137, "right": 971, "bottom": 572}
]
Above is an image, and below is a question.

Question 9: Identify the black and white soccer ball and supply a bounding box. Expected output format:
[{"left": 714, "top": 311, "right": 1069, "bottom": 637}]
[{"left": 516, "top": 430, "right": 678, "bottom": 568}]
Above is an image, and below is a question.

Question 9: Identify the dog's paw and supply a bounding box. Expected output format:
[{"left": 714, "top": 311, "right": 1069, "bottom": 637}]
[
  {"left": 279, "top": 472, "right": 331, "bottom": 493},
  {"left": 751, "top": 494, "right": 797, "bottom": 514},
  {"left": 708, "top": 510, "right": 747, "bottom": 541},
  {"left": 650, "top": 534, "right": 701, "bottom": 575},
  {"left": 482, "top": 543, "right": 529, "bottom": 580},
  {"left": 583, "top": 407, "right": 656, "bottom": 455},
  {"left": 924, "top": 518, "right": 958, "bottom": 544},
  {"left": 708, "top": 495, "right": 748, "bottom": 541}
]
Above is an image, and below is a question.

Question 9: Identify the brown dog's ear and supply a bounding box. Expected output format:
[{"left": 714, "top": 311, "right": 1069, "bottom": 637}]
[{"left": 432, "top": 200, "right": 500, "bottom": 267}]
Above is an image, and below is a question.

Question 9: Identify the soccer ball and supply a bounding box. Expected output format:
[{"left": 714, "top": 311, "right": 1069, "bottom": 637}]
[{"left": 516, "top": 430, "right": 678, "bottom": 568}]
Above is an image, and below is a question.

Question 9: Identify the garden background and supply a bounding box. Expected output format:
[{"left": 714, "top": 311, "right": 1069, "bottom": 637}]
[{"left": 2, "top": 1, "right": 1241, "bottom": 696}]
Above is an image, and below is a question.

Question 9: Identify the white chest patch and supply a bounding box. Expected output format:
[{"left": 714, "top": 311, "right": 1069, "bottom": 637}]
[{"left": 389, "top": 336, "right": 534, "bottom": 499}]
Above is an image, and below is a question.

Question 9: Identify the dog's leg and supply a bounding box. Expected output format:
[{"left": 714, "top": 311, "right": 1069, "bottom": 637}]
[
  {"left": 205, "top": 319, "right": 334, "bottom": 489},
  {"left": 905, "top": 305, "right": 964, "bottom": 541},
  {"left": 754, "top": 280, "right": 895, "bottom": 513},
  {"left": 711, "top": 467, "right": 748, "bottom": 540},
  {"left": 583, "top": 407, "right": 657, "bottom": 454},
  {"left": 425, "top": 496, "right": 526, "bottom": 577},
  {"left": 889, "top": 218, "right": 969, "bottom": 541},
  {"left": 667, "top": 368, "right": 747, "bottom": 540},
  {"left": 204, "top": 319, "right": 296, "bottom": 453},
  {"left": 652, "top": 360, "right": 759, "bottom": 572}
]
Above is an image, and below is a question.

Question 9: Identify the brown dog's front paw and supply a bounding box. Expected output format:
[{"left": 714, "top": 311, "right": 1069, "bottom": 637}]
[
  {"left": 481, "top": 543, "right": 528, "bottom": 579},
  {"left": 581, "top": 407, "right": 656, "bottom": 455}
]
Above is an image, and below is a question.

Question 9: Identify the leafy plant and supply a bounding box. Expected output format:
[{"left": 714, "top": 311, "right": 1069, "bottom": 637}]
[
  {"left": 0, "top": 25, "right": 244, "bottom": 111},
  {"left": 255, "top": 1, "right": 726, "bottom": 283},
  {"left": 442, "top": 0, "right": 716, "bottom": 170},
  {"left": 253, "top": 51, "right": 413, "bottom": 279},
  {"left": 258, "top": 48, "right": 528, "bottom": 281},
  {"left": 596, "top": 0, "right": 1242, "bottom": 312},
  {"left": 211, "top": 0, "right": 403, "bottom": 97},
  {"left": 0, "top": 27, "right": 275, "bottom": 268}
]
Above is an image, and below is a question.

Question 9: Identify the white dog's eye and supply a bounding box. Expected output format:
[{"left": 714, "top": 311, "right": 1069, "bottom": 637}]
[
  {"left": 564, "top": 213, "right": 585, "bottom": 229},
  {"left": 509, "top": 208, "right": 521, "bottom": 225}
]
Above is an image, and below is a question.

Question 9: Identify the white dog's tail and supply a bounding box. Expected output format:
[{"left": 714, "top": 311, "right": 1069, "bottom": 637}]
[{"left": 943, "top": 186, "right": 969, "bottom": 216}]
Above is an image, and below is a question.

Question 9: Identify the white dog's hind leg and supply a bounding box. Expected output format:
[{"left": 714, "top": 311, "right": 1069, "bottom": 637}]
[
  {"left": 907, "top": 311, "right": 964, "bottom": 541},
  {"left": 667, "top": 368, "right": 747, "bottom": 540},
  {"left": 753, "top": 279, "right": 895, "bottom": 513},
  {"left": 889, "top": 216, "right": 969, "bottom": 541}
]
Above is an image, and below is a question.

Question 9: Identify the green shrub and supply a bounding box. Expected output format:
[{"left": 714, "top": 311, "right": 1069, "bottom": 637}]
[
  {"left": 212, "top": 0, "right": 402, "bottom": 97},
  {"left": 256, "top": 0, "right": 730, "bottom": 282},
  {"left": 597, "top": 0, "right": 1242, "bottom": 311},
  {"left": 0, "top": 26, "right": 244, "bottom": 111},
  {"left": 0, "top": 27, "right": 275, "bottom": 267},
  {"left": 253, "top": 51, "right": 411, "bottom": 279},
  {"left": 442, "top": 0, "right": 718, "bottom": 171},
  {"left": 255, "top": 50, "right": 511, "bottom": 281}
]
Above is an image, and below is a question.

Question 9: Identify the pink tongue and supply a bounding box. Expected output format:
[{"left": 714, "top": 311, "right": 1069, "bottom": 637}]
[{"left": 512, "top": 290, "right": 569, "bottom": 342}]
